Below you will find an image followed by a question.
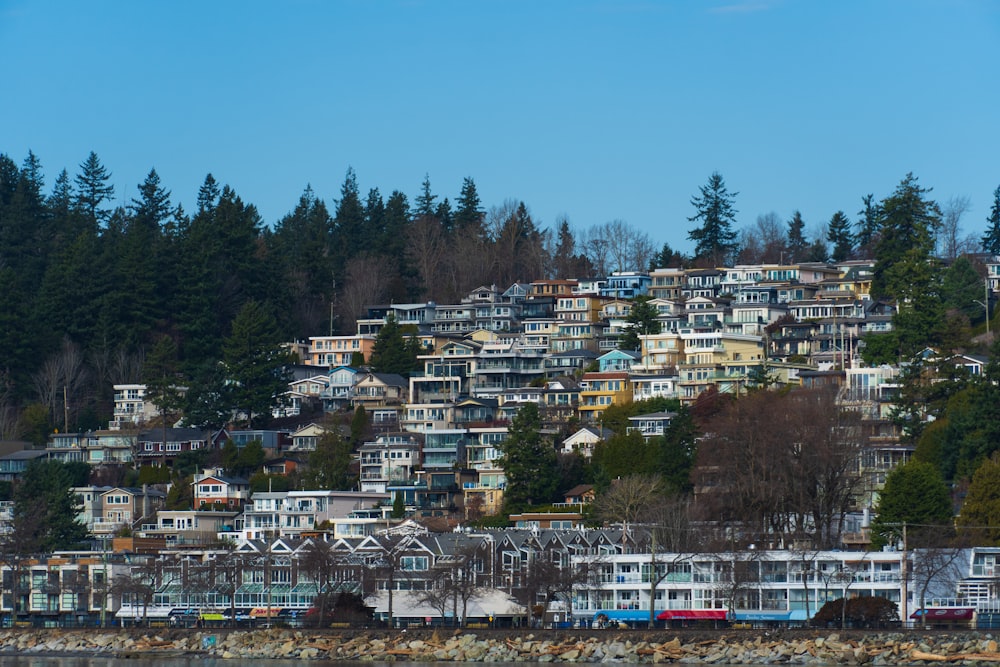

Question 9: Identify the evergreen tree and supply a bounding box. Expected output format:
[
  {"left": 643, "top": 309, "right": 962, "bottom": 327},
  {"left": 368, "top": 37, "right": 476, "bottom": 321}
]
[
  {"left": 13, "top": 460, "right": 90, "bottom": 552},
  {"left": 826, "top": 211, "right": 854, "bottom": 262},
  {"left": 368, "top": 314, "right": 420, "bottom": 376},
  {"left": 303, "top": 428, "right": 356, "bottom": 490},
  {"left": 618, "top": 296, "right": 662, "bottom": 351},
  {"left": 855, "top": 193, "right": 884, "bottom": 257},
  {"left": 143, "top": 335, "right": 183, "bottom": 425},
  {"left": 648, "top": 241, "right": 685, "bottom": 270},
  {"left": 498, "top": 403, "right": 559, "bottom": 512},
  {"left": 803, "top": 237, "right": 829, "bottom": 263},
  {"left": 786, "top": 210, "right": 808, "bottom": 261},
  {"left": 73, "top": 151, "right": 115, "bottom": 228},
  {"left": 941, "top": 256, "right": 986, "bottom": 322},
  {"left": 870, "top": 460, "right": 952, "bottom": 549},
  {"left": 222, "top": 300, "right": 294, "bottom": 427},
  {"left": 983, "top": 186, "right": 1000, "bottom": 255},
  {"left": 453, "top": 177, "right": 484, "bottom": 236},
  {"left": 957, "top": 453, "right": 1000, "bottom": 545},
  {"left": 435, "top": 197, "right": 452, "bottom": 230},
  {"left": 687, "top": 172, "right": 739, "bottom": 266},
  {"left": 414, "top": 174, "right": 437, "bottom": 219},
  {"left": 333, "top": 167, "right": 365, "bottom": 266}
]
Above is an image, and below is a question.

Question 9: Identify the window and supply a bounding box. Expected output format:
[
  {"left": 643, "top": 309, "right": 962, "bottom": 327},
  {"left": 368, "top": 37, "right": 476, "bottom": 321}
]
[{"left": 400, "top": 556, "right": 428, "bottom": 571}]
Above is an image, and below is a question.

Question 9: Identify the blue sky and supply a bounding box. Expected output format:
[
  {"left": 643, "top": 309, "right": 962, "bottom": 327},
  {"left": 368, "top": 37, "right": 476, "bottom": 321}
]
[{"left": 2, "top": 0, "right": 998, "bottom": 255}]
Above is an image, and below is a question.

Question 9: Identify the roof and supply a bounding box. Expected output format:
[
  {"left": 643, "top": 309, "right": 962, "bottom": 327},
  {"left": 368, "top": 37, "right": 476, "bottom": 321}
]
[{"left": 564, "top": 484, "right": 594, "bottom": 497}]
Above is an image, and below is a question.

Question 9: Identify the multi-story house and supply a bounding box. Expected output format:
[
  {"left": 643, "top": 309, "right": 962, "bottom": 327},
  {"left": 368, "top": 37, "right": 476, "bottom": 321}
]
[
  {"left": 320, "top": 365, "right": 360, "bottom": 411},
  {"left": 682, "top": 269, "right": 724, "bottom": 299},
  {"left": 45, "top": 431, "right": 87, "bottom": 463},
  {"left": 135, "top": 427, "right": 213, "bottom": 465},
  {"left": 473, "top": 338, "right": 547, "bottom": 397},
  {"left": 648, "top": 268, "right": 686, "bottom": 301},
  {"left": 306, "top": 335, "right": 375, "bottom": 367},
  {"left": 111, "top": 384, "right": 158, "bottom": 430},
  {"left": 463, "top": 426, "right": 508, "bottom": 517},
  {"left": 545, "top": 348, "right": 598, "bottom": 377},
  {"left": 358, "top": 433, "right": 422, "bottom": 493},
  {"left": 676, "top": 330, "right": 766, "bottom": 402},
  {"left": 86, "top": 430, "right": 138, "bottom": 466},
  {"left": 94, "top": 486, "right": 166, "bottom": 539},
  {"left": 409, "top": 340, "right": 479, "bottom": 404},
  {"left": 431, "top": 303, "right": 476, "bottom": 334},
  {"left": 351, "top": 373, "right": 408, "bottom": 411},
  {"left": 136, "top": 509, "right": 240, "bottom": 547},
  {"left": 601, "top": 271, "right": 651, "bottom": 299},
  {"left": 551, "top": 321, "right": 605, "bottom": 353},
  {"left": 570, "top": 548, "right": 905, "bottom": 627},
  {"left": 631, "top": 373, "right": 680, "bottom": 401},
  {"left": 578, "top": 371, "right": 633, "bottom": 423},
  {"left": 638, "top": 331, "right": 684, "bottom": 372},
  {"left": 193, "top": 468, "right": 250, "bottom": 509},
  {"left": 555, "top": 293, "right": 609, "bottom": 323}
]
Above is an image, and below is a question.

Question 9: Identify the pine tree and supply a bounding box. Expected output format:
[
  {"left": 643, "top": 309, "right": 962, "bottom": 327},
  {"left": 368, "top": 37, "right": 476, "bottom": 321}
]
[
  {"left": 827, "top": 211, "right": 854, "bottom": 262},
  {"left": 870, "top": 460, "right": 952, "bottom": 549},
  {"left": 786, "top": 210, "right": 808, "bottom": 262},
  {"left": 73, "top": 151, "right": 115, "bottom": 228},
  {"left": 414, "top": 174, "right": 437, "bottom": 219},
  {"left": 687, "top": 172, "right": 739, "bottom": 266},
  {"left": 982, "top": 186, "right": 1000, "bottom": 255},
  {"left": 222, "top": 300, "right": 294, "bottom": 427},
  {"left": 498, "top": 403, "right": 559, "bottom": 512},
  {"left": 453, "top": 177, "right": 484, "bottom": 236},
  {"left": 855, "top": 194, "right": 883, "bottom": 256},
  {"left": 368, "top": 314, "right": 419, "bottom": 376},
  {"left": 334, "top": 167, "right": 365, "bottom": 265}
]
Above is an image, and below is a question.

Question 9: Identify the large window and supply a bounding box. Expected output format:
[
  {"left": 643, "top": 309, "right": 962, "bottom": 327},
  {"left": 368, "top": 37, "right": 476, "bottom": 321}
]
[{"left": 400, "top": 556, "right": 428, "bottom": 571}]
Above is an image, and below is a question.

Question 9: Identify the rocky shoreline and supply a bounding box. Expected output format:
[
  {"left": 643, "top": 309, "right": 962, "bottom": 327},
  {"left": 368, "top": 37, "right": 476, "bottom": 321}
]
[{"left": 2, "top": 628, "right": 1000, "bottom": 663}]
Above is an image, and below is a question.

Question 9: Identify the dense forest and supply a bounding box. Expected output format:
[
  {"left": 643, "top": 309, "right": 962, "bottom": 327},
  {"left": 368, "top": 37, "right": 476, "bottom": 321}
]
[{"left": 2, "top": 150, "right": 1000, "bottom": 446}]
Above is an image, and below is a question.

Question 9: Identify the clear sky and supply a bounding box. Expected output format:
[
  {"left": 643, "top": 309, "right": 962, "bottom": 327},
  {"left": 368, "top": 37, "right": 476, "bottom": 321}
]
[{"left": 2, "top": 0, "right": 998, "bottom": 255}]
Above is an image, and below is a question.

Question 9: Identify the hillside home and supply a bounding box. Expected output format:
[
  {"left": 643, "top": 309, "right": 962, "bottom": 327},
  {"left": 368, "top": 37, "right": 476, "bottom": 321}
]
[
  {"left": 193, "top": 468, "right": 250, "bottom": 509},
  {"left": 578, "top": 372, "right": 632, "bottom": 423}
]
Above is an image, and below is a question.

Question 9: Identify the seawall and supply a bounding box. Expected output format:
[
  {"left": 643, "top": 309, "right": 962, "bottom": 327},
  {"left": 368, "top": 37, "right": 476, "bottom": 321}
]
[{"left": 1, "top": 628, "right": 999, "bottom": 663}]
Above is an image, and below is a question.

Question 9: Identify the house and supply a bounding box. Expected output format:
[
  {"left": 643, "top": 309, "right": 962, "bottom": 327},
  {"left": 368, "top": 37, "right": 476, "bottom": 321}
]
[
  {"left": 560, "top": 426, "right": 610, "bottom": 458},
  {"left": 578, "top": 372, "right": 633, "bottom": 423},
  {"left": 563, "top": 484, "right": 595, "bottom": 506},
  {"left": 193, "top": 468, "right": 250, "bottom": 509},
  {"left": 601, "top": 271, "right": 651, "bottom": 299},
  {"left": 322, "top": 366, "right": 360, "bottom": 411},
  {"left": 351, "top": 372, "right": 409, "bottom": 410},
  {"left": 626, "top": 412, "right": 677, "bottom": 439},
  {"left": 306, "top": 335, "right": 375, "bottom": 367},
  {"left": 94, "top": 486, "right": 166, "bottom": 538},
  {"left": 288, "top": 423, "right": 329, "bottom": 452},
  {"left": 110, "top": 383, "right": 158, "bottom": 430},
  {"left": 136, "top": 427, "right": 212, "bottom": 464},
  {"left": 136, "top": 509, "right": 239, "bottom": 546},
  {"left": 0, "top": 449, "right": 47, "bottom": 481},
  {"left": 357, "top": 433, "right": 422, "bottom": 493},
  {"left": 508, "top": 511, "right": 582, "bottom": 530},
  {"left": 263, "top": 456, "right": 304, "bottom": 477},
  {"left": 598, "top": 349, "right": 640, "bottom": 373}
]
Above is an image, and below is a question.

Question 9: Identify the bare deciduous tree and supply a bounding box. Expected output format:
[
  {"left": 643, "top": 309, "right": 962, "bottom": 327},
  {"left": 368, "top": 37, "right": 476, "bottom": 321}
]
[{"left": 337, "top": 254, "right": 393, "bottom": 334}]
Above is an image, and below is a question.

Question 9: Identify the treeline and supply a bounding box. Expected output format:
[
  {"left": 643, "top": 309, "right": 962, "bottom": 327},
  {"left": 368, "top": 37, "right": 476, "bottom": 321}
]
[{"left": 0, "top": 151, "right": 659, "bottom": 433}]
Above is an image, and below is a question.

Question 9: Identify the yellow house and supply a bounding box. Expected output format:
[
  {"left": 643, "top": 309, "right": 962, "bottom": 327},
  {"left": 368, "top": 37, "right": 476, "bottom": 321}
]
[
  {"left": 307, "top": 335, "right": 375, "bottom": 366},
  {"left": 676, "top": 331, "right": 765, "bottom": 402},
  {"left": 578, "top": 371, "right": 633, "bottom": 423}
]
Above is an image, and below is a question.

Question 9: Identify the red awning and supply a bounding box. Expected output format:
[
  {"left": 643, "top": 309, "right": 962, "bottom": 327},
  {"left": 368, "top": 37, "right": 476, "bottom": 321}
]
[
  {"left": 909, "top": 608, "right": 974, "bottom": 620},
  {"left": 657, "top": 609, "right": 728, "bottom": 621}
]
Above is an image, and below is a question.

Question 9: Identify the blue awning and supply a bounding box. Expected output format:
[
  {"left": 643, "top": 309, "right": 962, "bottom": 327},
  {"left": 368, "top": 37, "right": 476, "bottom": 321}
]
[
  {"left": 592, "top": 610, "right": 657, "bottom": 622},
  {"left": 734, "top": 610, "right": 808, "bottom": 622}
]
